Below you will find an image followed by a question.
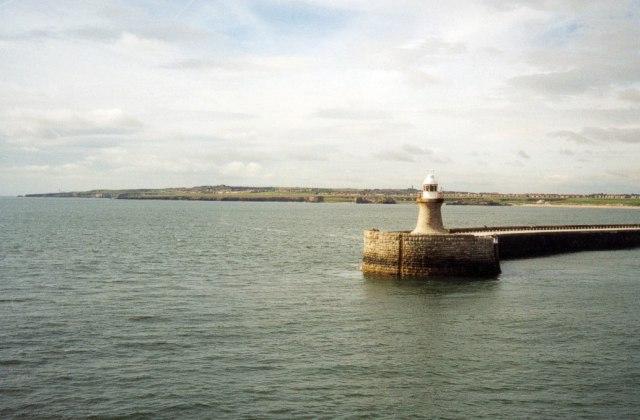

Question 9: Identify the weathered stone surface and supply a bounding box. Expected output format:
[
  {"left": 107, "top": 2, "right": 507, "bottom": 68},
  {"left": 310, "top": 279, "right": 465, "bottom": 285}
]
[
  {"left": 411, "top": 198, "right": 447, "bottom": 234},
  {"left": 362, "top": 230, "right": 501, "bottom": 277}
]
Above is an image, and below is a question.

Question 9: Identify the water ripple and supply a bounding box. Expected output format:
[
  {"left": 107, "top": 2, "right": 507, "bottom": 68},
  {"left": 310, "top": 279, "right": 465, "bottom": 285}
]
[{"left": 1, "top": 199, "right": 639, "bottom": 418}]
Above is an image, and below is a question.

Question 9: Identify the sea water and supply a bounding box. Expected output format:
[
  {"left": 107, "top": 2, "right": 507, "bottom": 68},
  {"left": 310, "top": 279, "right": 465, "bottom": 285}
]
[{"left": 1, "top": 198, "right": 639, "bottom": 418}]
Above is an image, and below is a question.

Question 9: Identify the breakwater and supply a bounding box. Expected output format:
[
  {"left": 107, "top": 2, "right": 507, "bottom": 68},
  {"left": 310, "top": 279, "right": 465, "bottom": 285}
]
[
  {"left": 451, "top": 224, "right": 640, "bottom": 260},
  {"left": 362, "top": 224, "right": 640, "bottom": 277}
]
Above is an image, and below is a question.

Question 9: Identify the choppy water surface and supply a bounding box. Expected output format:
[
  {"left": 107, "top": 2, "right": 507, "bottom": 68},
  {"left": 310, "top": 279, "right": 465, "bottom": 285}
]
[{"left": 1, "top": 198, "right": 639, "bottom": 418}]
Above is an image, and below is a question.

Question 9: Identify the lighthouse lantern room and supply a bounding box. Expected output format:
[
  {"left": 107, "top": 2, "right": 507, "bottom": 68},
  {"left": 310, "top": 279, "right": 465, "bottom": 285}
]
[{"left": 421, "top": 172, "right": 441, "bottom": 200}]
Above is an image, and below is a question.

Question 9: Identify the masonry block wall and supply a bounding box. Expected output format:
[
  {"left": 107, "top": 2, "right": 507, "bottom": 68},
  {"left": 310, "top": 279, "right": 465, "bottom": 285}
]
[
  {"left": 497, "top": 229, "right": 640, "bottom": 259},
  {"left": 362, "top": 230, "right": 501, "bottom": 277},
  {"left": 362, "top": 230, "right": 405, "bottom": 275}
]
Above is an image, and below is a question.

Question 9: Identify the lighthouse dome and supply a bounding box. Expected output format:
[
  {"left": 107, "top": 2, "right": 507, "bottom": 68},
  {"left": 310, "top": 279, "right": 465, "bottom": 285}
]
[{"left": 423, "top": 173, "right": 437, "bottom": 185}]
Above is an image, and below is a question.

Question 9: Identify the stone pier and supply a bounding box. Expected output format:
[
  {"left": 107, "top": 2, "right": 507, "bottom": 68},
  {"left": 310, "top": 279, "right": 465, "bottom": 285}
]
[
  {"left": 362, "top": 230, "right": 500, "bottom": 277},
  {"left": 361, "top": 173, "right": 640, "bottom": 278}
]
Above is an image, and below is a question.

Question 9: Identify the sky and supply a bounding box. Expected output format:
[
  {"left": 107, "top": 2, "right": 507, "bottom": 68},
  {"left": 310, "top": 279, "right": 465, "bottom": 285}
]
[{"left": 1, "top": 0, "right": 639, "bottom": 195}]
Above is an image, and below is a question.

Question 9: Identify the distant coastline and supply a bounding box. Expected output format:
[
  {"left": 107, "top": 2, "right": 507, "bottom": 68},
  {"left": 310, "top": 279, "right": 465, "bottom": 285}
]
[{"left": 22, "top": 185, "right": 640, "bottom": 208}]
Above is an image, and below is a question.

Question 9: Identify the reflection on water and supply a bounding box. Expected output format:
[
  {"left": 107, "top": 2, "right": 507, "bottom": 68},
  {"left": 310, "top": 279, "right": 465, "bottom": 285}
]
[{"left": 363, "top": 274, "right": 500, "bottom": 298}]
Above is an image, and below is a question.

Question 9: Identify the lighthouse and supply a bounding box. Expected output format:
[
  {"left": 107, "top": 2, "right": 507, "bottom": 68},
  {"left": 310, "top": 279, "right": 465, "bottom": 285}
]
[
  {"left": 411, "top": 172, "right": 448, "bottom": 234},
  {"left": 362, "top": 172, "right": 502, "bottom": 277}
]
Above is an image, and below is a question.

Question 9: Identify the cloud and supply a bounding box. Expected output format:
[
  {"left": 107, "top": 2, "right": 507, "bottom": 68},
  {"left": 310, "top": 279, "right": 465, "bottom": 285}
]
[
  {"left": 286, "top": 149, "right": 328, "bottom": 162},
  {"left": 0, "top": 28, "right": 60, "bottom": 42},
  {"left": 165, "top": 56, "right": 302, "bottom": 71},
  {"left": 399, "top": 38, "right": 467, "bottom": 58},
  {"left": 373, "top": 143, "right": 451, "bottom": 163},
  {"left": 95, "top": 4, "right": 210, "bottom": 44},
  {"left": 349, "top": 37, "right": 465, "bottom": 88},
  {"left": 250, "top": 1, "right": 354, "bottom": 36},
  {"left": 509, "top": 11, "right": 640, "bottom": 98},
  {"left": 220, "top": 161, "right": 264, "bottom": 177},
  {"left": 619, "top": 88, "right": 640, "bottom": 103},
  {"left": 0, "top": 1, "right": 208, "bottom": 46},
  {"left": 402, "top": 144, "right": 434, "bottom": 155},
  {"left": 552, "top": 127, "right": 640, "bottom": 144},
  {"left": 605, "top": 168, "right": 640, "bottom": 182},
  {"left": 550, "top": 130, "right": 594, "bottom": 144},
  {"left": 510, "top": 69, "right": 595, "bottom": 96},
  {"left": 582, "top": 127, "right": 640, "bottom": 144},
  {"left": 66, "top": 26, "right": 121, "bottom": 43},
  {"left": 373, "top": 149, "right": 415, "bottom": 162},
  {"left": 506, "top": 160, "right": 525, "bottom": 167},
  {"left": 0, "top": 23, "right": 200, "bottom": 47},
  {"left": 510, "top": 63, "right": 640, "bottom": 97},
  {"left": 5, "top": 108, "right": 143, "bottom": 145},
  {"left": 311, "top": 108, "right": 391, "bottom": 120},
  {"left": 113, "top": 32, "right": 172, "bottom": 57}
]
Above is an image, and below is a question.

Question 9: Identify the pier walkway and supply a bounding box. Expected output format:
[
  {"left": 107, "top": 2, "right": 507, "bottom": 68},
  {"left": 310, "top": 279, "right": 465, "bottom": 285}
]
[
  {"left": 447, "top": 224, "right": 640, "bottom": 260},
  {"left": 450, "top": 224, "right": 640, "bottom": 237}
]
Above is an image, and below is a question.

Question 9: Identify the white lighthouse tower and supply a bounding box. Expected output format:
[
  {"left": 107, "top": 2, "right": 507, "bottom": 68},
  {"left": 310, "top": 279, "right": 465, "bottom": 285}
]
[{"left": 411, "top": 172, "right": 448, "bottom": 234}]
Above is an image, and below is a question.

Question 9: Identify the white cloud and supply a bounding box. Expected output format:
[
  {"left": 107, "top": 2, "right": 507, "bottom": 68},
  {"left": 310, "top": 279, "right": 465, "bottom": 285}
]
[
  {"left": 0, "top": 0, "right": 639, "bottom": 195},
  {"left": 112, "top": 32, "right": 173, "bottom": 58},
  {"left": 311, "top": 108, "right": 391, "bottom": 120},
  {"left": 4, "top": 108, "right": 143, "bottom": 145},
  {"left": 220, "top": 161, "right": 264, "bottom": 177},
  {"left": 552, "top": 127, "right": 640, "bottom": 144},
  {"left": 619, "top": 89, "right": 640, "bottom": 103},
  {"left": 373, "top": 144, "right": 451, "bottom": 163}
]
